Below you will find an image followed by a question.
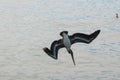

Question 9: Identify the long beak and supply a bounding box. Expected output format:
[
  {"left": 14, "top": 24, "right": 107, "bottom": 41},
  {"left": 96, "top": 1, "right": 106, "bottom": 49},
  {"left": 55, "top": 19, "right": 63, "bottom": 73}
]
[{"left": 69, "top": 50, "right": 76, "bottom": 65}]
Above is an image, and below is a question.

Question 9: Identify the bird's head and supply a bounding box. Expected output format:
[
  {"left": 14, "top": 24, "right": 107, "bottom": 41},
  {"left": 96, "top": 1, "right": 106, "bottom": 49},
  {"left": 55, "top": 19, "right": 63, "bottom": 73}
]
[{"left": 60, "top": 31, "right": 68, "bottom": 37}]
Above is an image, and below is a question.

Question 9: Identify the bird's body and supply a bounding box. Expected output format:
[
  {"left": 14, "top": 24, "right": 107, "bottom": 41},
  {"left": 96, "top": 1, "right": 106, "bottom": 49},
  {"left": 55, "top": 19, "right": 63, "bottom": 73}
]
[
  {"left": 62, "top": 33, "right": 71, "bottom": 52},
  {"left": 43, "top": 30, "right": 100, "bottom": 65},
  {"left": 61, "top": 32, "right": 76, "bottom": 65}
]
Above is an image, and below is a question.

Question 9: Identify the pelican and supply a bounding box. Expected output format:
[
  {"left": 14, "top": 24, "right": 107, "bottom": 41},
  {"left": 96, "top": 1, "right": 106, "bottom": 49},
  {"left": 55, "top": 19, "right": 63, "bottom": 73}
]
[{"left": 43, "top": 30, "right": 100, "bottom": 65}]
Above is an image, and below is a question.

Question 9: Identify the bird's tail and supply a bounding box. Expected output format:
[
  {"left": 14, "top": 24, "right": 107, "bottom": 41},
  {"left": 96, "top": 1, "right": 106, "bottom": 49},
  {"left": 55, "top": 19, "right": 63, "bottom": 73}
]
[{"left": 68, "top": 49, "right": 76, "bottom": 66}]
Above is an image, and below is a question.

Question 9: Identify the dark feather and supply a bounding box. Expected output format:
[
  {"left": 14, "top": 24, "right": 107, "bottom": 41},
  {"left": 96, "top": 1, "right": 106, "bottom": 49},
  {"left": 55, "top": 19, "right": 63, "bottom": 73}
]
[
  {"left": 43, "top": 39, "right": 65, "bottom": 59},
  {"left": 69, "top": 30, "right": 100, "bottom": 44}
]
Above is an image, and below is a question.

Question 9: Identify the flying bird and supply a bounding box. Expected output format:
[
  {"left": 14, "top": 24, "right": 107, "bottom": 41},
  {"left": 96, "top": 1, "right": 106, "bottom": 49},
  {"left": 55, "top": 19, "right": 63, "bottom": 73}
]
[{"left": 43, "top": 30, "right": 100, "bottom": 65}]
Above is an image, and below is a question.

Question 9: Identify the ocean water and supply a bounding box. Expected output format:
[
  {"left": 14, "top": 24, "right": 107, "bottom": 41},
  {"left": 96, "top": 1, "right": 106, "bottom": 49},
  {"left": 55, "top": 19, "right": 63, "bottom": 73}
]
[{"left": 0, "top": 0, "right": 120, "bottom": 80}]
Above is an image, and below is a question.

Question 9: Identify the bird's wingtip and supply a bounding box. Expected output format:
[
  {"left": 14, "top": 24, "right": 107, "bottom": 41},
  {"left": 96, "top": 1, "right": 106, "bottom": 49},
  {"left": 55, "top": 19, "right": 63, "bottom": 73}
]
[
  {"left": 95, "top": 29, "right": 101, "bottom": 33},
  {"left": 43, "top": 47, "right": 58, "bottom": 60},
  {"left": 43, "top": 47, "right": 49, "bottom": 53},
  {"left": 93, "top": 29, "right": 101, "bottom": 36}
]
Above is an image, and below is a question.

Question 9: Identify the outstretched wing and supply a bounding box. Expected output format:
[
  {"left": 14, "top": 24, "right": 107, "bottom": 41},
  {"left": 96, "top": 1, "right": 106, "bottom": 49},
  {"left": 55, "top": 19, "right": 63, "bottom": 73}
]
[
  {"left": 69, "top": 30, "right": 100, "bottom": 44},
  {"left": 43, "top": 39, "right": 65, "bottom": 59}
]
